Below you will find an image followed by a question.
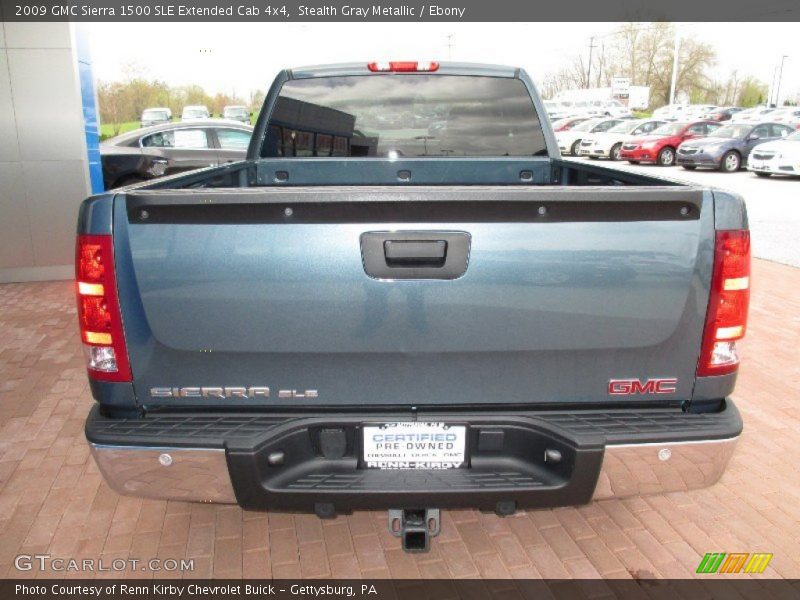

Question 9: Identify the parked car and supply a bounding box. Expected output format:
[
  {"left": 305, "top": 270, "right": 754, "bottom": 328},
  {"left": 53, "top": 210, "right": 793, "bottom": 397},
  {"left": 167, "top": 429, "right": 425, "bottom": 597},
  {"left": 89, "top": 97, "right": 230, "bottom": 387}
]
[
  {"left": 619, "top": 120, "right": 721, "bottom": 166},
  {"left": 78, "top": 62, "right": 748, "bottom": 554},
  {"left": 570, "top": 100, "right": 608, "bottom": 118},
  {"left": 543, "top": 101, "right": 576, "bottom": 121},
  {"left": 748, "top": 130, "right": 800, "bottom": 177},
  {"left": 702, "top": 107, "right": 743, "bottom": 122},
  {"left": 730, "top": 107, "right": 777, "bottom": 122},
  {"left": 556, "top": 117, "right": 624, "bottom": 156},
  {"left": 771, "top": 107, "right": 800, "bottom": 128},
  {"left": 685, "top": 105, "right": 718, "bottom": 119},
  {"left": 223, "top": 105, "right": 251, "bottom": 124},
  {"left": 601, "top": 100, "right": 633, "bottom": 118},
  {"left": 140, "top": 107, "right": 172, "bottom": 128},
  {"left": 652, "top": 103, "right": 691, "bottom": 120},
  {"left": 181, "top": 105, "right": 211, "bottom": 120},
  {"left": 100, "top": 119, "right": 253, "bottom": 189},
  {"left": 550, "top": 116, "right": 591, "bottom": 132},
  {"left": 579, "top": 118, "right": 666, "bottom": 160},
  {"left": 676, "top": 121, "right": 795, "bottom": 172}
]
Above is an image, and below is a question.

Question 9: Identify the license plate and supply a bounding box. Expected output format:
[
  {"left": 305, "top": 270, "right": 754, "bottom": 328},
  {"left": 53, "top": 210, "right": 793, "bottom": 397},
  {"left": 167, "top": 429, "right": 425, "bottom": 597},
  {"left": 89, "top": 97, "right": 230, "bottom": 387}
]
[{"left": 363, "top": 422, "right": 466, "bottom": 469}]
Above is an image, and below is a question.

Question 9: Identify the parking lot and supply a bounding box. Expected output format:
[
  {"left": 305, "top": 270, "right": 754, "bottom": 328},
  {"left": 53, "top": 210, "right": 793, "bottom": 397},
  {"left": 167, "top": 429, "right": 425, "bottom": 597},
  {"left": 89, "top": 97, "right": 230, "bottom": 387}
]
[
  {"left": 0, "top": 257, "right": 798, "bottom": 580},
  {"left": 581, "top": 159, "right": 800, "bottom": 268}
]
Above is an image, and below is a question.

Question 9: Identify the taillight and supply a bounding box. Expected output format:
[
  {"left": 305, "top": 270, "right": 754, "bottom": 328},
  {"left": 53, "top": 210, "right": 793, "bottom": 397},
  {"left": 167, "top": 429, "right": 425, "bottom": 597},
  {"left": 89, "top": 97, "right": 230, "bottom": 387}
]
[
  {"left": 367, "top": 61, "right": 439, "bottom": 72},
  {"left": 75, "top": 234, "right": 131, "bottom": 382},
  {"left": 697, "top": 230, "right": 750, "bottom": 376}
]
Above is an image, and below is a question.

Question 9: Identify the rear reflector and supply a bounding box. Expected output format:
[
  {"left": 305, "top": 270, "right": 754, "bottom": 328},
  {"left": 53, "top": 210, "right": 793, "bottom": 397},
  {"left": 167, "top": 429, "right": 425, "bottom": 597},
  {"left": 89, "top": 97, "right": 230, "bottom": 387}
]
[
  {"left": 697, "top": 230, "right": 750, "bottom": 376},
  {"left": 75, "top": 234, "right": 132, "bottom": 382},
  {"left": 367, "top": 61, "right": 439, "bottom": 72}
]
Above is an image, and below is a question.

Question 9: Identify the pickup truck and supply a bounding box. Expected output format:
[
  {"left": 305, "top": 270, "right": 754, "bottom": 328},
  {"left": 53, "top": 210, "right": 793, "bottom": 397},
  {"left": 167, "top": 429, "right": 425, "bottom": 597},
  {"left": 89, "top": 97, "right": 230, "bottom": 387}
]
[{"left": 78, "top": 62, "right": 749, "bottom": 552}]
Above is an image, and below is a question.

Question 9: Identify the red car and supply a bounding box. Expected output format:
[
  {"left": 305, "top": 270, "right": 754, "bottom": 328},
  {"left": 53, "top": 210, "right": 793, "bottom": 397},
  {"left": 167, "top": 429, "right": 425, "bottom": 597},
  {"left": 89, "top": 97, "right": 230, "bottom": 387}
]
[
  {"left": 619, "top": 121, "right": 721, "bottom": 166},
  {"left": 551, "top": 116, "right": 591, "bottom": 132}
]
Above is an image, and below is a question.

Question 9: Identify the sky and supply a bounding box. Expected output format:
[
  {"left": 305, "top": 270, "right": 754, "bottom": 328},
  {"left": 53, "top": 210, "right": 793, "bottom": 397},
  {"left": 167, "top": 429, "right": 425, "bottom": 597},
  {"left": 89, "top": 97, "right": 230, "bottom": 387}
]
[{"left": 86, "top": 22, "right": 799, "bottom": 103}]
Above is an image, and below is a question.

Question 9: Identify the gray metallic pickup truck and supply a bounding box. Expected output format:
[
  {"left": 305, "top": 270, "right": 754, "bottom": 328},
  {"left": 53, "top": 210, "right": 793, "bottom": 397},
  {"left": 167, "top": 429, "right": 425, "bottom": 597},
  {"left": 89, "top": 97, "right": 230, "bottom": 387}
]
[{"left": 78, "top": 62, "right": 749, "bottom": 551}]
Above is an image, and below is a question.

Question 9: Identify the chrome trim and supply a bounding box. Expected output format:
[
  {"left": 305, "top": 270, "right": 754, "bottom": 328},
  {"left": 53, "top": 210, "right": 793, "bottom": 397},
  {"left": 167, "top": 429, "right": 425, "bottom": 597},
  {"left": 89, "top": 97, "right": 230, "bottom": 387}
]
[
  {"left": 593, "top": 436, "right": 739, "bottom": 500},
  {"left": 89, "top": 444, "right": 236, "bottom": 504}
]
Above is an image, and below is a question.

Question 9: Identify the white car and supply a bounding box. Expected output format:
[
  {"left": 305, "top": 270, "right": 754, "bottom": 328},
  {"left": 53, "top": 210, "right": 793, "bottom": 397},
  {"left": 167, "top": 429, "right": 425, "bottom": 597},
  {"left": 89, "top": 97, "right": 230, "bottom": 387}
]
[
  {"left": 653, "top": 104, "right": 691, "bottom": 120},
  {"left": 747, "top": 130, "right": 800, "bottom": 177},
  {"left": 555, "top": 117, "right": 625, "bottom": 156},
  {"left": 140, "top": 107, "right": 172, "bottom": 128},
  {"left": 602, "top": 100, "right": 634, "bottom": 118},
  {"left": 731, "top": 107, "right": 777, "bottom": 122},
  {"left": 181, "top": 105, "right": 211, "bottom": 120},
  {"left": 570, "top": 100, "right": 608, "bottom": 117},
  {"left": 543, "top": 101, "right": 576, "bottom": 121},
  {"left": 579, "top": 119, "right": 666, "bottom": 160},
  {"left": 771, "top": 108, "right": 800, "bottom": 128},
  {"left": 730, "top": 108, "right": 757, "bottom": 122},
  {"left": 685, "top": 105, "right": 718, "bottom": 119},
  {"left": 550, "top": 100, "right": 604, "bottom": 118}
]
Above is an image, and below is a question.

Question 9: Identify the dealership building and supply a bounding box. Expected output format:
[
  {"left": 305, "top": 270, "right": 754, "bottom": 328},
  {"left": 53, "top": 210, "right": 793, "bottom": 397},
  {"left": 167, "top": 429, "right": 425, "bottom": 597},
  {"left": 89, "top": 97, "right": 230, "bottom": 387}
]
[{"left": 0, "top": 22, "right": 101, "bottom": 283}]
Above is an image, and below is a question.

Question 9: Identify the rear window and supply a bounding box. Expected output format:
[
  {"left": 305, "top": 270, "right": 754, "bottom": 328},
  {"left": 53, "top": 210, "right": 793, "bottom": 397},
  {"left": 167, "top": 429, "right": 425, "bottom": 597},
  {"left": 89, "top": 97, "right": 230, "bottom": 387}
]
[{"left": 262, "top": 75, "right": 547, "bottom": 158}]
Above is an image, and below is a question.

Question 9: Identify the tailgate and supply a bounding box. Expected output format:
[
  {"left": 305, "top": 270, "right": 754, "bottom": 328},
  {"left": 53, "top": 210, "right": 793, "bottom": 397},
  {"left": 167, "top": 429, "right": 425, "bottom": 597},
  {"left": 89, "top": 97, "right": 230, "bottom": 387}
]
[{"left": 114, "top": 186, "right": 711, "bottom": 409}]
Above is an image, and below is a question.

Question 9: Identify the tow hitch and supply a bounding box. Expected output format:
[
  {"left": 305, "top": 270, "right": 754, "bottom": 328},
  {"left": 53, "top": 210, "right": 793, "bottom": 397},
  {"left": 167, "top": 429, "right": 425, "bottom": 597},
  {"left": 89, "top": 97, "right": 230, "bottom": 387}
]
[{"left": 388, "top": 509, "right": 440, "bottom": 552}]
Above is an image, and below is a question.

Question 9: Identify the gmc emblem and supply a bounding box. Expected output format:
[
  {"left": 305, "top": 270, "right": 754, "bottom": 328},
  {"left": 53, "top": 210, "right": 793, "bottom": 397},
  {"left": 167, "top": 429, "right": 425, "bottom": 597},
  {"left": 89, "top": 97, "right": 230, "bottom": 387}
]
[{"left": 608, "top": 378, "right": 678, "bottom": 395}]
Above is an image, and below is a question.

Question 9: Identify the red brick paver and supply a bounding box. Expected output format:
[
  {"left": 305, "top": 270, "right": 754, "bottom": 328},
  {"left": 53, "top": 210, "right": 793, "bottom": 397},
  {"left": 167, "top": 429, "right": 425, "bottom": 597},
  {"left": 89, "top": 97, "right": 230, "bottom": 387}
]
[{"left": 0, "top": 259, "right": 798, "bottom": 579}]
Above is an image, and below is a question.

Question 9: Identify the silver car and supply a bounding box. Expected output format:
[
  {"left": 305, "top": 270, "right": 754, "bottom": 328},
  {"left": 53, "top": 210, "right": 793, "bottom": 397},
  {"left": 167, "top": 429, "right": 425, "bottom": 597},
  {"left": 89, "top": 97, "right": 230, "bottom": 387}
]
[
  {"left": 140, "top": 107, "right": 172, "bottom": 128},
  {"left": 223, "top": 105, "right": 251, "bottom": 124}
]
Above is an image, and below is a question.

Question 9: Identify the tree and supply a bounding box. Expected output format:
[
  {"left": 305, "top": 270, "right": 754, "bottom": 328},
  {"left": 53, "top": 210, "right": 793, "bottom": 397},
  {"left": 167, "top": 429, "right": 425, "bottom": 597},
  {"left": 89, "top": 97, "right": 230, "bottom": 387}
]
[
  {"left": 97, "top": 82, "right": 130, "bottom": 135},
  {"left": 539, "top": 56, "right": 589, "bottom": 99},
  {"left": 210, "top": 92, "right": 247, "bottom": 116},
  {"left": 249, "top": 89, "right": 266, "bottom": 112},
  {"left": 539, "top": 22, "right": 719, "bottom": 108},
  {"left": 737, "top": 77, "right": 768, "bottom": 107}
]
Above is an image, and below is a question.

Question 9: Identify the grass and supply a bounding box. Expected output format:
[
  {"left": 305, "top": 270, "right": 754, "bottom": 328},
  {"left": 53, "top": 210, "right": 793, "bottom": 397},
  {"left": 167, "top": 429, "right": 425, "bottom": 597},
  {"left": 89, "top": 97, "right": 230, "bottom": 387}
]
[{"left": 99, "top": 121, "right": 141, "bottom": 141}]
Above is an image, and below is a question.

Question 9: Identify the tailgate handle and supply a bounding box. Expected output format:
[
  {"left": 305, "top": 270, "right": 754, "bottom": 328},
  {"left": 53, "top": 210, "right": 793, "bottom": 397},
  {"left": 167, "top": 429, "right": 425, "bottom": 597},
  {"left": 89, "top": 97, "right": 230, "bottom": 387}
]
[
  {"left": 384, "top": 240, "right": 447, "bottom": 267},
  {"left": 361, "top": 231, "right": 471, "bottom": 280}
]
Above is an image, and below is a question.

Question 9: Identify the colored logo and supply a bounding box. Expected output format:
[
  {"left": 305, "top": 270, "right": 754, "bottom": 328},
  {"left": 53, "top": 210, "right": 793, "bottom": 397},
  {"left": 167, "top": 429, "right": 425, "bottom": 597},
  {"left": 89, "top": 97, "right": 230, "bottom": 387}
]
[{"left": 696, "top": 552, "right": 773, "bottom": 574}]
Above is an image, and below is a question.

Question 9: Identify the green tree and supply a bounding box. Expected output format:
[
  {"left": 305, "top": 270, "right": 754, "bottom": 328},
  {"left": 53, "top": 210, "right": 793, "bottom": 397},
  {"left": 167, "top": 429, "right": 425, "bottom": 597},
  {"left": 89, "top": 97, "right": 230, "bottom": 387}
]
[
  {"left": 737, "top": 77, "right": 768, "bottom": 107},
  {"left": 97, "top": 81, "right": 131, "bottom": 135}
]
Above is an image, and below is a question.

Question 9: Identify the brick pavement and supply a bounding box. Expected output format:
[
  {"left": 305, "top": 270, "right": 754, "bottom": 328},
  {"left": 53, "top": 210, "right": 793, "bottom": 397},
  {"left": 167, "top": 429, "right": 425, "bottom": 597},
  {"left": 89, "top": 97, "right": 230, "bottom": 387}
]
[{"left": 0, "top": 259, "right": 798, "bottom": 579}]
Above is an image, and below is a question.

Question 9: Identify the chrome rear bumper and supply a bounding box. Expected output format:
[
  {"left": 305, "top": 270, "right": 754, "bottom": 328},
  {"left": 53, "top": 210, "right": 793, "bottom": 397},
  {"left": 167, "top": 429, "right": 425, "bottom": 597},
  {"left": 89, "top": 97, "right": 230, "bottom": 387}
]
[
  {"left": 89, "top": 444, "right": 237, "bottom": 504},
  {"left": 89, "top": 435, "right": 739, "bottom": 505},
  {"left": 592, "top": 436, "right": 739, "bottom": 500}
]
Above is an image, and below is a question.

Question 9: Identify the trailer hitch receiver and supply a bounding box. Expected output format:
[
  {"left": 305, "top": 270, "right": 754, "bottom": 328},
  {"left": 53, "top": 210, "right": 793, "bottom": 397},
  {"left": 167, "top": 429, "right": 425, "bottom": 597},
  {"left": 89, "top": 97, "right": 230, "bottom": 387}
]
[{"left": 388, "top": 508, "right": 440, "bottom": 552}]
